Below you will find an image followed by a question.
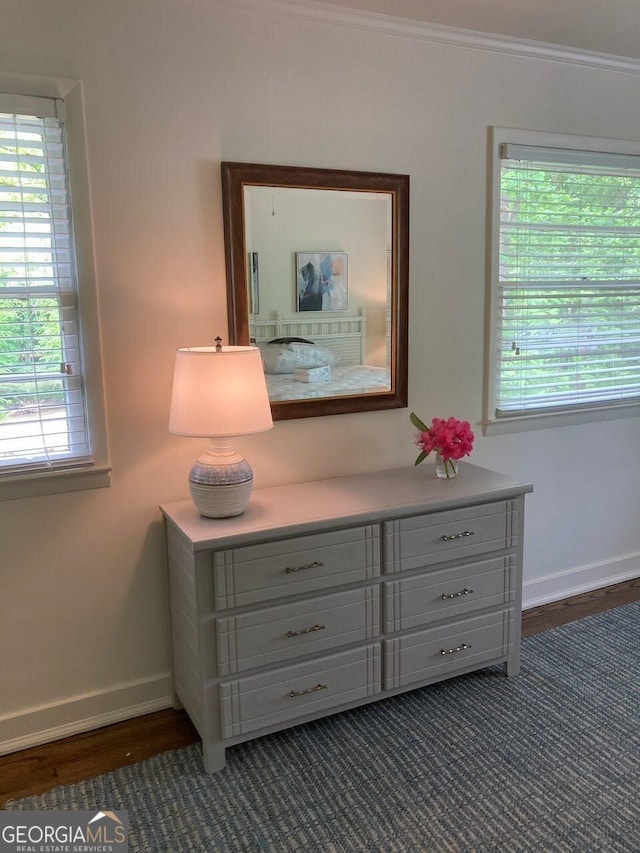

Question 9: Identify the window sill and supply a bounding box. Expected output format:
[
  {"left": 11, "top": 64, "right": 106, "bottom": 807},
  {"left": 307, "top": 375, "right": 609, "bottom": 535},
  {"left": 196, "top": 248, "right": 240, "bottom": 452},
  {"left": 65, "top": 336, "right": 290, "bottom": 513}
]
[
  {"left": 483, "top": 401, "right": 640, "bottom": 435},
  {"left": 0, "top": 465, "right": 111, "bottom": 501}
]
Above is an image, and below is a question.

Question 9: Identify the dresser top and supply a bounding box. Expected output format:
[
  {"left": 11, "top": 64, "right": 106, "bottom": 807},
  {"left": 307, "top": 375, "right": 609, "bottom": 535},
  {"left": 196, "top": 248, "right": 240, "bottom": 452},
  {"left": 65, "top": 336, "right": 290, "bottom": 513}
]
[{"left": 160, "top": 463, "right": 532, "bottom": 552}]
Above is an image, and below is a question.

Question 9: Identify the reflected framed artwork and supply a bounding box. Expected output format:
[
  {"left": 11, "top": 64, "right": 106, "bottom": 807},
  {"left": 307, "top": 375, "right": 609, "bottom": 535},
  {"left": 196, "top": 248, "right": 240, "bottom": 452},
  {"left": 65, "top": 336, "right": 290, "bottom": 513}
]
[{"left": 296, "top": 251, "right": 348, "bottom": 312}]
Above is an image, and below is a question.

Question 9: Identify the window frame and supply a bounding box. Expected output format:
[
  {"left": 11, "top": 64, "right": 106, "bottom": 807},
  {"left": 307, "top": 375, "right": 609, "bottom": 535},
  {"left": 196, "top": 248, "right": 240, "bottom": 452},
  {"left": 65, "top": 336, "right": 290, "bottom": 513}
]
[
  {"left": 484, "top": 126, "right": 640, "bottom": 435},
  {"left": 0, "top": 73, "right": 109, "bottom": 499}
]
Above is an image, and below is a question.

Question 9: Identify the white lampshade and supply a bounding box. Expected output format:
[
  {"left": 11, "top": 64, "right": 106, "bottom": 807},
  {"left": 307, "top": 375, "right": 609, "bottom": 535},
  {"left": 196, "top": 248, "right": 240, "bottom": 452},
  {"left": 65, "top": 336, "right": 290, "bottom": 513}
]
[
  {"left": 169, "top": 344, "right": 273, "bottom": 519},
  {"left": 169, "top": 345, "right": 273, "bottom": 437}
]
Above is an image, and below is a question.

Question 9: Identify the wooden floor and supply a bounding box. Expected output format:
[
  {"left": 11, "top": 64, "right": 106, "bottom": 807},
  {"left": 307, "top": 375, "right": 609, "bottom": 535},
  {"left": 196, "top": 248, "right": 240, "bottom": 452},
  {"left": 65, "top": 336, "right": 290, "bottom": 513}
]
[{"left": 2, "top": 577, "right": 639, "bottom": 807}]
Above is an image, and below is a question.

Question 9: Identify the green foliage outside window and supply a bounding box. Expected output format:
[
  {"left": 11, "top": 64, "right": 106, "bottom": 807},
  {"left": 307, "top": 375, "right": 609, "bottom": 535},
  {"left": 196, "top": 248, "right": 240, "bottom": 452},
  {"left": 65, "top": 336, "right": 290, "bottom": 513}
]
[
  {"left": 498, "top": 163, "right": 640, "bottom": 411},
  {"left": 0, "top": 139, "right": 65, "bottom": 421}
]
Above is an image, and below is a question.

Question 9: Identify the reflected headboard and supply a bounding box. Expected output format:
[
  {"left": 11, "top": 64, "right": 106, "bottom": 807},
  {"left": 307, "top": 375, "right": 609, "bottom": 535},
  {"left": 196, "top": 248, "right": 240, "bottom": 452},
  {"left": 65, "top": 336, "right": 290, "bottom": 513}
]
[{"left": 250, "top": 308, "right": 367, "bottom": 366}]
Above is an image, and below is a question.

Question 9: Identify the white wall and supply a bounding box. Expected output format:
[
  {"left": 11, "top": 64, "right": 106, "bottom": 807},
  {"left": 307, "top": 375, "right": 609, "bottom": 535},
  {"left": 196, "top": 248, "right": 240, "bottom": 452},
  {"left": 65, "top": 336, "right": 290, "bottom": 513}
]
[{"left": 1, "top": 0, "right": 639, "bottom": 752}]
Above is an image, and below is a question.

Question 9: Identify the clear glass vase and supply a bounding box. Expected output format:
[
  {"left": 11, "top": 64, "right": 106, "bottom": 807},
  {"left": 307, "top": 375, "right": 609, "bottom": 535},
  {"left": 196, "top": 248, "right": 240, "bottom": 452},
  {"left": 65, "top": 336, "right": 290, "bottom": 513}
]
[{"left": 435, "top": 452, "right": 458, "bottom": 479}]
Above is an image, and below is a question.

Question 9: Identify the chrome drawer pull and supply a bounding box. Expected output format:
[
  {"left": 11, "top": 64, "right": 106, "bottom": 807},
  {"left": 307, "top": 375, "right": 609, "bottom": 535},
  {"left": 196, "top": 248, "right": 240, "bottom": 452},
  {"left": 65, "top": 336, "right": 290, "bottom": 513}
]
[
  {"left": 289, "top": 683, "right": 327, "bottom": 698},
  {"left": 441, "top": 588, "right": 474, "bottom": 600},
  {"left": 440, "top": 643, "right": 472, "bottom": 656},
  {"left": 285, "top": 560, "right": 324, "bottom": 574},
  {"left": 286, "top": 624, "right": 326, "bottom": 638},
  {"left": 441, "top": 530, "right": 475, "bottom": 542}
]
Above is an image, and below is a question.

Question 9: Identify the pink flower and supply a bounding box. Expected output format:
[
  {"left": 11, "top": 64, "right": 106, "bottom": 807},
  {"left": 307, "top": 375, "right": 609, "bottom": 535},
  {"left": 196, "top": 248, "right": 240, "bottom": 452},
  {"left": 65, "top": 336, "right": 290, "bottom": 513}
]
[{"left": 411, "top": 413, "right": 475, "bottom": 466}]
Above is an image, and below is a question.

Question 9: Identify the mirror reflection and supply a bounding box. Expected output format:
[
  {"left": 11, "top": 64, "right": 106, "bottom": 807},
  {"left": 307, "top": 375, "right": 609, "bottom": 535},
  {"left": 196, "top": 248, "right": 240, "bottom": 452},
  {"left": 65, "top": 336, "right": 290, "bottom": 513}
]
[
  {"left": 221, "top": 162, "right": 408, "bottom": 421},
  {"left": 244, "top": 186, "right": 392, "bottom": 402}
]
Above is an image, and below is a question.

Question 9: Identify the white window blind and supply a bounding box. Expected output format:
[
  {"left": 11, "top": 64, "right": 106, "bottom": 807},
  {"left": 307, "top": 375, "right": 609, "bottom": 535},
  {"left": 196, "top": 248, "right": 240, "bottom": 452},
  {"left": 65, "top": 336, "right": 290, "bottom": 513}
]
[
  {"left": 0, "top": 95, "right": 91, "bottom": 474},
  {"left": 496, "top": 142, "right": 640, "bottom": 417}
]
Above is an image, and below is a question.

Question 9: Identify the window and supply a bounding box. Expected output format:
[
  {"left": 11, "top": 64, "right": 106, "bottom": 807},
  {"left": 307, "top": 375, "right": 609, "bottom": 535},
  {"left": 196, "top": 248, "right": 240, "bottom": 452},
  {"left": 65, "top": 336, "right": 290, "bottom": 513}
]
[
  {"left": 0, "top": 87, "right": 109, "bottom": 497},
  {"left": 487, "top": 128, "right": 640, "bottom": 431}
]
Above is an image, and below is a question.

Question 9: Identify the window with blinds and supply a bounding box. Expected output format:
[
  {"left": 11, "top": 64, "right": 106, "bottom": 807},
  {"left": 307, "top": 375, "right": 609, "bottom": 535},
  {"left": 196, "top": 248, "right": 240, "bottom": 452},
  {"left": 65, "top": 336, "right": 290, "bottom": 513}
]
[
  {"left": 0, "top": 96, "right": 91, "bottom": 474},
  {"left": 495, "top": 139, "right": 640, "bottom": 418}
]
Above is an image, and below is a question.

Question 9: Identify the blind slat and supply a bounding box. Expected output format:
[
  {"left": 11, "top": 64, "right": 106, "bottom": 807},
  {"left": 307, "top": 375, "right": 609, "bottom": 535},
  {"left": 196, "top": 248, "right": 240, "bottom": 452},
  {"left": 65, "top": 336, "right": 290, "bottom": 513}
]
[{"left": 502, "top": 143, "right": 640, "bottom": 173}]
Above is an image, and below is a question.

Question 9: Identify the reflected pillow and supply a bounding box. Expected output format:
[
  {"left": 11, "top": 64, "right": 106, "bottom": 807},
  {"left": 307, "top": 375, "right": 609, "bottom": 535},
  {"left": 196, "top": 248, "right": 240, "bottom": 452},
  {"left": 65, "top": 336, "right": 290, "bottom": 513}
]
[
  {"left": 268, "top": 337, "right": 315, "bottom": 345},
  {"left": 261, "top": 342, "right": 337, "bottom": 374}
]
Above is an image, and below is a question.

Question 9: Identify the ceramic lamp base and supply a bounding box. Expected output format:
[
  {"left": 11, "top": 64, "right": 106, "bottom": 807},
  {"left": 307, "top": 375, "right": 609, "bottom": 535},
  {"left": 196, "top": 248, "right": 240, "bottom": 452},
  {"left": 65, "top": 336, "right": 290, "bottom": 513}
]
[{"left": 188, "top": 439, "right": 254, "bottom": 518}]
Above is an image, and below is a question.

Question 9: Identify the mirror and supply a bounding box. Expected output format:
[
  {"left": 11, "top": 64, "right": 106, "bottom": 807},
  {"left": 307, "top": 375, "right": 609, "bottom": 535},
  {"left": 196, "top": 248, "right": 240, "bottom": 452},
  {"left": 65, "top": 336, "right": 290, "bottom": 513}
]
[{"left": 221, "top": 162, "right": 409, "bottom": 421}]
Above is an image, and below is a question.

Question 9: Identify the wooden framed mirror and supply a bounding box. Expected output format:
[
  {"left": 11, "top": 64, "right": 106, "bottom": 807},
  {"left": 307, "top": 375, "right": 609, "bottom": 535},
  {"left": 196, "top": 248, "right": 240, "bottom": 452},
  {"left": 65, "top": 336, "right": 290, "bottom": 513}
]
[{"left": 221, "top": 162, "right": 409, "bottom": 421}]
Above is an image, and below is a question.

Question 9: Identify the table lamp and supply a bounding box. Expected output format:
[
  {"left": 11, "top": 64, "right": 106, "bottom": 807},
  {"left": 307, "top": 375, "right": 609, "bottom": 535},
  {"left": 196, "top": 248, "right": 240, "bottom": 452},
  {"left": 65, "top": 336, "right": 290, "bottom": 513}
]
[{"left": 169, "top": 339, "right": 273, "bottom": 518}]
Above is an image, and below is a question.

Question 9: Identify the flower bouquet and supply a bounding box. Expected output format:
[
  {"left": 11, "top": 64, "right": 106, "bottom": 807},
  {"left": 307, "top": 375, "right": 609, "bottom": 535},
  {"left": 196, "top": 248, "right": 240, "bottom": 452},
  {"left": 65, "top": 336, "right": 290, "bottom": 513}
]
[{"left": 410, "top": 413, "right": 475, "bottom": 479}]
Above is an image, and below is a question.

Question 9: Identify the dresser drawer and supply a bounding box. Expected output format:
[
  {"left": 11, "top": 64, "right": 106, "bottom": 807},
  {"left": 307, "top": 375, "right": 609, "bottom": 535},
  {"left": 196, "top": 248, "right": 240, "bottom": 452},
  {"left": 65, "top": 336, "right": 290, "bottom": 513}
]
[
  {"left": 384, "top": 500, "right": 517, "bottom": 573},
  {"left": 384, "top": 610, "right": 511, "bottom": 690},
  {"left": 383, "top": 554, "right": 515, "bottom": 632},
  {"left": 216, "top": 586, "right": 380, "bottom": 675},
  {"left": 213, "top": 526, "right": 380, "bottom": 609},
  {"left": 220, "top": 644, "right": 382, "bottom": 738}
]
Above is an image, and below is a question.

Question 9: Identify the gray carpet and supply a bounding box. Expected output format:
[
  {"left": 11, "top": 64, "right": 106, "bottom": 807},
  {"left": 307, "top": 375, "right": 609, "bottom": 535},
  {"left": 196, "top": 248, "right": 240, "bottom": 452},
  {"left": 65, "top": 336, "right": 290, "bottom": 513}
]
[{"left": 9, "top": 602, "right": 640, "bottom": 852}]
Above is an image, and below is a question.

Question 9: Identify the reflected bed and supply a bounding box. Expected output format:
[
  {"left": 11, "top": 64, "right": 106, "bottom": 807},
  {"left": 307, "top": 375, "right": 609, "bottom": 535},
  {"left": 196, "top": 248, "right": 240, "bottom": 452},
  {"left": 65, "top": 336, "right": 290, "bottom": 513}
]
[
  {"left": 250, "top": 310, "right": 391, "bottom": 401},
  {"left": 265, "top": 365, "right": 389, "bottom": 400}
]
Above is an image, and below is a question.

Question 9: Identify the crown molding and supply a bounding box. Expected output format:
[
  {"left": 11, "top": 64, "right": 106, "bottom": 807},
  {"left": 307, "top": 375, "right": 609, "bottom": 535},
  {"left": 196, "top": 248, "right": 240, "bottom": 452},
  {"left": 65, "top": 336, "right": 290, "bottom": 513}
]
[{"left": 227, "top": 0, "right": 640, "bottom": 75}]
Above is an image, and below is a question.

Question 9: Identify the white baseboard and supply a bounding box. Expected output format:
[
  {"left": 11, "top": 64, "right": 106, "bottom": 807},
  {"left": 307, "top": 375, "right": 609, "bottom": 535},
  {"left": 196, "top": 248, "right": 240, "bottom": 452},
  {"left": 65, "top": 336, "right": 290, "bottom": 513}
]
[
  {"left": 523, "top": 551, "right": 640, "bottom": 611},
  {"left": 0, "top": 674, "right": 173, "bottom": 756}
]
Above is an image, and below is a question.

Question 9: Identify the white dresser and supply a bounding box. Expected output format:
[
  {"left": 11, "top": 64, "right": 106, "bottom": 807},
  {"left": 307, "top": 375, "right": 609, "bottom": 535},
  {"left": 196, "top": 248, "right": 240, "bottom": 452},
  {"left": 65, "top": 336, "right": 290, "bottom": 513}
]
[{"left": 161, "top": 464, "right": 532, "bottom": 772}]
